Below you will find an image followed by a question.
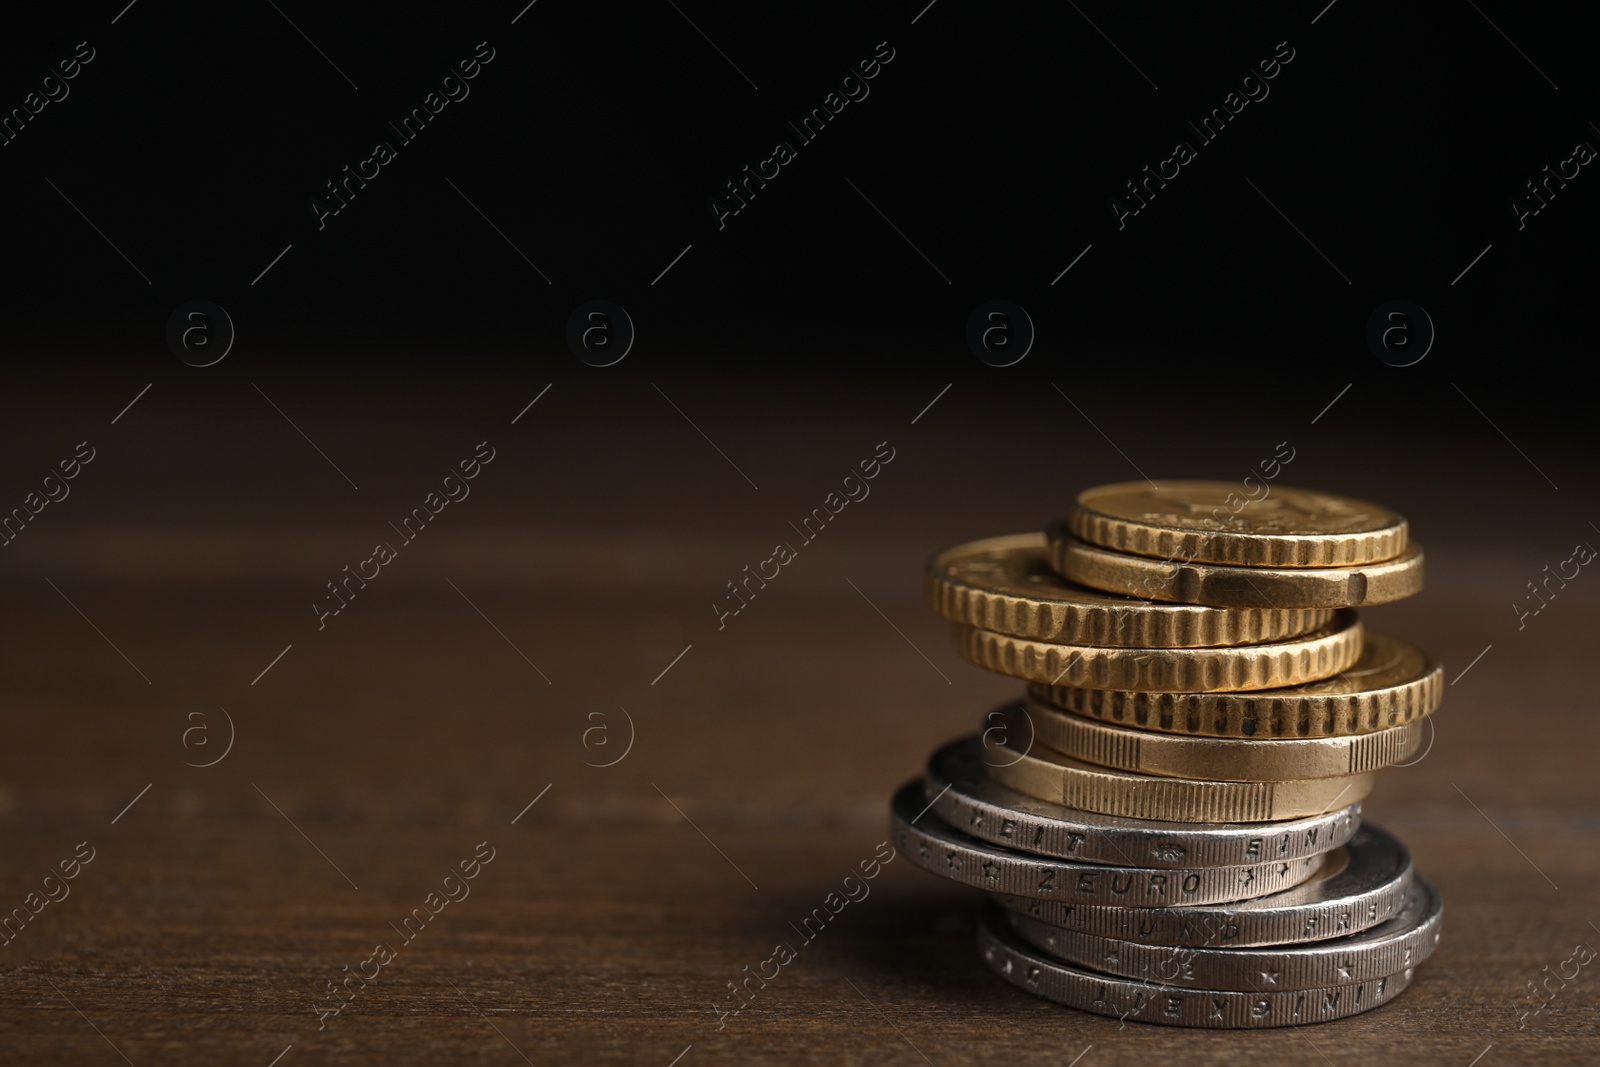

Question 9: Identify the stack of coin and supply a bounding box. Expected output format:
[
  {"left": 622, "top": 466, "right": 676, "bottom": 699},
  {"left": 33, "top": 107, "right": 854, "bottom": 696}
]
[{"left": 892, "top": 481, "right": 1443, "bottom": 1027}]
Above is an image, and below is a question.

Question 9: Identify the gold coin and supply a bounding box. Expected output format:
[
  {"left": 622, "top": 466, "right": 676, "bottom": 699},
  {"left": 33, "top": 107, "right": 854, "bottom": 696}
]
[
  {"left": 1067, "top": 480, "right": 1409, "bottom": 567},
  {"left": 1021, "top": 694, "right": 1426, "bottom": 781},
  {"left": 926, "top": 533, "right": 1335, "bottom": 647},
  {"left": 1033, "top": 631, "right": 1442, "bottom": 738},
  {"left": 986, "top": 708, "right": 1373, "bottom": 822},
  {"left": 1049, "top": 532, "right": 1424, "bottom": 609},
  {"left": 951, "top": 611, "right": 1361, "bottom": 693}
]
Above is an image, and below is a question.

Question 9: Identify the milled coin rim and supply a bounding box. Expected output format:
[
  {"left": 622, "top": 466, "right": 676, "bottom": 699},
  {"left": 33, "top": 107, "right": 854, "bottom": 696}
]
[
  {"left": 951, "top": 610, "right": 1363, "bottom": 693},
  {"left": 1022, "top": 694, "right": 1427, "bottom": 781},
  {"left": 1031, "top": 630, "right": 1444, "bottom": 738},
  {"left": 925, "top": 532, "right": 1335, "bottom": 646},
  {"left": 925, "top": 735, "right": 1362, "bottom": 867},
  {"left": 985, "top": 706, "right": 1376, "bottom": 823},
  {"left": 1067, "top": 480, "right": 1410, "bottom": 568}
]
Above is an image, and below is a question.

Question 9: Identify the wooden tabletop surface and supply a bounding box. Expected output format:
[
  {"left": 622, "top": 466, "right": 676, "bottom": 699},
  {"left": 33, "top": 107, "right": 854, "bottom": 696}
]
[{"left": 0, "top": 368, "right": 1596, "bottom": 1065}]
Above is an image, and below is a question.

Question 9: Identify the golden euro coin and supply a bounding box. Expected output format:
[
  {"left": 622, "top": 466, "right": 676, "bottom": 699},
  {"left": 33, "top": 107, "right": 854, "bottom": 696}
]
[
  {"left": 985, "top": 708, "right": 1373, "bottom": 822},
  {"left": 951, "top": 611, "right": 1361, "bottom": 693},
  {"left": 1067, "top": 480, "right": 1409, "bottom": 568},
  {"left": 1021, "top": 694, "right": 1426, "bottom": 781},
  {"left": 1049, "top": 532, "right": 1424, "bottom": 609},
  {"left": 1032, "top": 631, "right": 1442, "bottom": 739},
  {"left": 926, "top": 533, "right": 1335, "bottom": 647}
]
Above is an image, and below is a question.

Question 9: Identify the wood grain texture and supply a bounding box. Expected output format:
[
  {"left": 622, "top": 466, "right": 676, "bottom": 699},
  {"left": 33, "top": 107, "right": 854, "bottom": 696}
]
[{"left": 0, "top": 376, "right": 1596, "bottom": 1065}]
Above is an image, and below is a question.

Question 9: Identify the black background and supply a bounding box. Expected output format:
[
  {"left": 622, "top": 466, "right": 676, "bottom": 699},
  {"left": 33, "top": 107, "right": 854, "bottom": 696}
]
[{"left": 2, "top": 0, "right": 1594, "bottom": 396}]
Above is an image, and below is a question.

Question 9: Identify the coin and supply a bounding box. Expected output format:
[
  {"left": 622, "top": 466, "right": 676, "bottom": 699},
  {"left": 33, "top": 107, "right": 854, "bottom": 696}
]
[
  {"left": 1050, "top": 532, "right": 1424, "bottom": 609},
  {"left": 985, "top": 707, "right": 1373, "bottom": 822},
  {"left": 978, "top": 903, "right": 1412, "bottom": 1027},
  {"left": 889, "top": 781, "right": 1320, "bottom": 906},
  {"left": 924, "top": 736, "right": 1361, "bottom": 867},
  {"left": 926, "top": 533, "right": 1335, "bottom": 646},
  {"left": 1007, "top": 876, "right": 1441, "bottom": 992},
  {"left": 951, "top": 611, "right": 1362, "bottom": 692},
  {"left": 1033, "top": 631, "right": 1443, "bottom": 738},
  {"left": 997, "top": 823, "right": 1413, "bottom": 948},
  {"left": 1022, "top": 695, "right": 1426, "bottom": 780},
  {"left": 1066, "top": 481, "right": 1409, "bottom": 568}
]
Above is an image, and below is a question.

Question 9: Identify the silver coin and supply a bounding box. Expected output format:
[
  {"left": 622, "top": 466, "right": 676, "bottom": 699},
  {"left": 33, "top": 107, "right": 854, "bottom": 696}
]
[
  {"left": 994, "top": 823, "right": 1412, "bottom": 947},
  {"left": 926, "top": 736, "right": 1360, "bottom": 868},
  {"left": 890, "top": 781, "right": 1320, "bottom": 907},
  {"left": 978, "top": 903, "right": 1414, "bottom": 1028},
  {"left": 1007, "top": 876, "right": 1442, "bottom": 991}
]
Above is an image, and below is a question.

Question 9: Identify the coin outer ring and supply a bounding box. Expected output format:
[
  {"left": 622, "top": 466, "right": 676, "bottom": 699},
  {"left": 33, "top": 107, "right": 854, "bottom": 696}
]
[
  {"left": 926, "top": 737, "right": 1361, "bottom": 867},
  {"left": 995, "top": 824, "right": 1414, "bottom": 948},
  {"left": 1049, "top": 530, "right": 1425, "bottom": 609},
  {"left": 889, "top": 781, "right": 1319, "bottom": 907},
  {"left": 1031, "top": 631, "right": 1444, "bottom": 739},
  {"left": 1066, "top": 481, "right": 1410, "bottom": 568},
  {"left": 978, "top": 904, "right": 1413, "bottom": 1028},
  {"left": 925, "top": 533, "right": 1335, "bottom": 647},
  {"left": 1006, "top": 877, "right": 1442, "bottom": 992},
  {"left": 985, "top": 709, "right": 1375, "bottom": 822},
  {"left": 952, "top": 611, "right": 1362, "bottom": 693},
  {"left": 1023, "top": 695, "right": 1426, "bottom": 781}
]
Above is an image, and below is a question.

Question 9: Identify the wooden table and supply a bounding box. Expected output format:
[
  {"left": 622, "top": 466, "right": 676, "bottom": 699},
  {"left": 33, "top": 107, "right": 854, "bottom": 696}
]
[{"left": 1, "top": 369, "right": 1595, "bottom": 1065}]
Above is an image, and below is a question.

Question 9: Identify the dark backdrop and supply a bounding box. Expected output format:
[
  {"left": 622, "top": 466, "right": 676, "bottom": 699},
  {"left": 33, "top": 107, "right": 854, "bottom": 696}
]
[{"left": 2, "top": 0, "right": 1594, "bottom": 394}]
